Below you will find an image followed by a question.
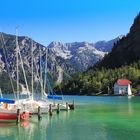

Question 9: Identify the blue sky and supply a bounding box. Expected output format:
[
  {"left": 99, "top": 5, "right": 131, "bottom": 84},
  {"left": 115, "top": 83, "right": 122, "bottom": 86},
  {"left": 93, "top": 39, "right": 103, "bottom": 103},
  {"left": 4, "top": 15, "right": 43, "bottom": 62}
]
[{"left": 0, "top": 0, "right": 140, "bottom": 46}]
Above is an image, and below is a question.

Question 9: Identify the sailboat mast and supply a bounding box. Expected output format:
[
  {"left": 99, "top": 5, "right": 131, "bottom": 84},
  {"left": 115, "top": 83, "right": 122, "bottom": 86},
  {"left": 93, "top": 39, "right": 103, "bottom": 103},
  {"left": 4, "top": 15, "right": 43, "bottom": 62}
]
[
  {"left": 0, "top": 88, "right": 3, "bottom": 98},
  {"left": 16, "top": 28, "right": 19, "bottom": 101},
  {"left": 31, "top": 40, "right": 34, "bottom": 100},
  {"left": 44, "top": 48, "right": 48, "bottom": 94},
  {"left": 39, "top": 47, "right": 43, "bottom": 98}
]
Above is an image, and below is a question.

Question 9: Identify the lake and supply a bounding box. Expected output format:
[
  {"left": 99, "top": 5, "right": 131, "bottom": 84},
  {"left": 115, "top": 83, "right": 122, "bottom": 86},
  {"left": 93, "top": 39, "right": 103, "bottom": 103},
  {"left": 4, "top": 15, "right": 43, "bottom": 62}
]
[{"left": 0, "top": 96, "right": 140, "bottom": 140}]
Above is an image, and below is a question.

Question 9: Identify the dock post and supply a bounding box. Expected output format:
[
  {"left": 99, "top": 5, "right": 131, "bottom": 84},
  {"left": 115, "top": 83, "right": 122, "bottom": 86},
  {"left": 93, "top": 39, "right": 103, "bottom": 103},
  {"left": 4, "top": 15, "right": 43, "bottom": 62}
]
[
  {"left": 16, "top": 109, "right": 20, "bottom": 124},
  {"left": 38, "top": 106, "right": 42, "bottom": 120},
  {"left": 66, "top": 102, "right": 68, "bottom": 111},
  {"left": 49, "top": 104, "right": 53, "bottom": 116},
  {"left": 72, "top": 100, "right": 75, "bottom": 110},
  {"left": 57, "top": 104, "right": 60, "bottom": 114},
  {"left": 68, "top": 100, "right": 75, "bottom": 110}
]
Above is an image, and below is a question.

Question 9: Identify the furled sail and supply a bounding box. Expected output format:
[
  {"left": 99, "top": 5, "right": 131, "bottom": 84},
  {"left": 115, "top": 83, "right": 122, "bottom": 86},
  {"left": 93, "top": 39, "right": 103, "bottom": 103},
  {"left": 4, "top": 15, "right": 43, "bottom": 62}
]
[{"left": 128, "top": 84, "right": 132, "bottom": 96}]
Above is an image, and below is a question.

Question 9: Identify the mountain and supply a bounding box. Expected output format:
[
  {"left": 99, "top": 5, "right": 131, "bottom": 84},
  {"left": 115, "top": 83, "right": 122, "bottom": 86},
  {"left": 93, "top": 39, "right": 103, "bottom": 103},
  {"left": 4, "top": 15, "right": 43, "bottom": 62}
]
[
  {"left": 48, "top": 41, "right": 106, "bottom": 72},
  {"left": 0, "top": 33, "right": 120, "bottom": 75},
  {"left": 47, "top": 37, "right": 122, "bottom": 71},
  {"left": 94, "top": 36, "right": 123, "bottom": 52},
  {"left": 97, "top": 13, "right": 140, "bottom": 69},
  {"left": 0, "top": 32, "right": 120, "bottom": 93},
  {"left": 0, "top": 33, "right": 43, "bottom": 76}
]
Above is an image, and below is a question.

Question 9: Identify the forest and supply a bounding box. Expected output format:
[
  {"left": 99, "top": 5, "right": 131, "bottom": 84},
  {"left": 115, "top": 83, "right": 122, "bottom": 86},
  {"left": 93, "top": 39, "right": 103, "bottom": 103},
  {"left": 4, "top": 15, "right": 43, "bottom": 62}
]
[{"left": 58, "top": 60, "right": 140, "bottom": 95}]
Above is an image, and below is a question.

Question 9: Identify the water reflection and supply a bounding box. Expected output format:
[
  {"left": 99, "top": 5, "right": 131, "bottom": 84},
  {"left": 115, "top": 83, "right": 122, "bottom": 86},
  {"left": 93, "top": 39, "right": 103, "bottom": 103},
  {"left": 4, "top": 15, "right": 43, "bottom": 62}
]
[
  {"left": 0, "top": 122, "right": 17, "bottom": 138},
  {"left": 127, "top": 96, "right": 133, "bottom": 115},
  {"left": 0, "top": 122, "right": 31, "bottom": 139},
  {"left": 0, "top": 118, "right": 47, "bottom": 140},
  {"left": 0, "top": 111, "right": 72, "bottom": 140}
]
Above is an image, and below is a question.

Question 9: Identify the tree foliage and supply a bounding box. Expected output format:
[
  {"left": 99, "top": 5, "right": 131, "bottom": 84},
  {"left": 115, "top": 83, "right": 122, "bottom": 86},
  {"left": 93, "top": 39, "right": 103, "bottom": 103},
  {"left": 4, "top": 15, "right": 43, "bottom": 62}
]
[{"left": 59, "top": 60, "right": 140, "bottom": 95}]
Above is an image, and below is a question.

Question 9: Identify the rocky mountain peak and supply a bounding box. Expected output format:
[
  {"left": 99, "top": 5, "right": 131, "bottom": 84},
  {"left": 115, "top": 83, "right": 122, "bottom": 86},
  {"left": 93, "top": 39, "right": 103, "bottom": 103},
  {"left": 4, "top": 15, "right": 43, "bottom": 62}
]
[{"left": 130, "top": 13, "right": 140, "bottom": 33}]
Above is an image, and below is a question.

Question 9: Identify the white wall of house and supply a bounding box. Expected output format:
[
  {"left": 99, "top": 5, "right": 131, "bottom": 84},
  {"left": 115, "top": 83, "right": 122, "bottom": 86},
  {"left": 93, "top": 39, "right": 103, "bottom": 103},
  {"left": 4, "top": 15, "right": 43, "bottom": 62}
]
[{"left": 114, "top": 83, "right": 128, "bottom": 95}]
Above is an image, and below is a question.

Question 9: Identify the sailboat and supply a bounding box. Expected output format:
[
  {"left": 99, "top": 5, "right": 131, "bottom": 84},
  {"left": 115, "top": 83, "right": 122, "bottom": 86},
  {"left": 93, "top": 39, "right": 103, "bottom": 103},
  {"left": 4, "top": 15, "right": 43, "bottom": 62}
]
[
  {"left": 0, "top": 98, "right": 29, "bottom": 122},
  {"left": 20, "top": 43, "right": 70, "bottom": 113},
  {"left": 16, "top": 42, "right": 49, "bottom": 115},
  {"left": 0, "top": 89, "right": 29, "bottom": 122},
  {"left": 0, "top": 31, "right": 30, "bottom": 122},
  {"left": 41, "top": 53, "right": 70, "bottom": 111},
  {"left": 128, "top": 84, "right": 133, "bottom": 96}
]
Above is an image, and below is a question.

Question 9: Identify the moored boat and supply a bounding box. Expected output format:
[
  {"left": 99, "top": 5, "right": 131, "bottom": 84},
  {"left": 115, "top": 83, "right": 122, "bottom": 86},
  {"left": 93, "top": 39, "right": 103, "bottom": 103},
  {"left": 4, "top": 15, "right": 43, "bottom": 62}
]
[
  {"left": 0, "top": 98, "right": 29, "bottom": 122},
  {"left": 0, "top": 110, "right": 29, "bottom": 122}
]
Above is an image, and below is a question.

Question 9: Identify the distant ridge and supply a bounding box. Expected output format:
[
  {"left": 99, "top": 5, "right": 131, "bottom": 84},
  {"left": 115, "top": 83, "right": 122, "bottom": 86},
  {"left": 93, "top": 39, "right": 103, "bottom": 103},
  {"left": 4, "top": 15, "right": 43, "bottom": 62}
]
[{"left": 94, "top": 35, "right": 123, "bottom": 52}]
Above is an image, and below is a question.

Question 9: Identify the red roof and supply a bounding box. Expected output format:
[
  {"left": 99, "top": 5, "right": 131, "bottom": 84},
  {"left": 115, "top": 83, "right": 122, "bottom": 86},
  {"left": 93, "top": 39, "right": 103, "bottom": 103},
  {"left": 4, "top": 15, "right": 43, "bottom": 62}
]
[{"left": 117, "top": 79, "right": 132, "bottom": 86}]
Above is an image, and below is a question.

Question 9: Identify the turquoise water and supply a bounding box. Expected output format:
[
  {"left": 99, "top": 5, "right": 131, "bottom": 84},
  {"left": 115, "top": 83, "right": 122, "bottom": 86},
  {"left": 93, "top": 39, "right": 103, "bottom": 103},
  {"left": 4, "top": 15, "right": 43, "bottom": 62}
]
[{"left": 0, "top": 96, "right": 140, "bottom": 140}]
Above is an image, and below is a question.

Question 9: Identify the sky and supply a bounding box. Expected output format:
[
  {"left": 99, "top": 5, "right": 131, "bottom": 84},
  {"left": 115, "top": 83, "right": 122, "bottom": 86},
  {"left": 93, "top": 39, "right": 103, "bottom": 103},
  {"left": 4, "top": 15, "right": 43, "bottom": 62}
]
[{"left": 0, "top": 0, "right": 140, "bottom": 46}]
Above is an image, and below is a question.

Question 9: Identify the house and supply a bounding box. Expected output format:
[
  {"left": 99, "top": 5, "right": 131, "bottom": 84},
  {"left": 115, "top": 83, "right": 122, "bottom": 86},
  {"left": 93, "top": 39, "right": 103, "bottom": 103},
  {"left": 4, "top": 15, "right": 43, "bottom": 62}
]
[{"left": 114, "top": 79, "right": 132, "bottom": 95}]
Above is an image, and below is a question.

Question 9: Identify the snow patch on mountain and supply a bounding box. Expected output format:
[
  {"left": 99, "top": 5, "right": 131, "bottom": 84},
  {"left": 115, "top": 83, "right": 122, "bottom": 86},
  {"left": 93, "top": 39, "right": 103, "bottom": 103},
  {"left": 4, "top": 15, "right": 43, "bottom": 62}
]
[
  {"left": 48, "top": 41, "right": 72, "bottom": 59},
  {"left": 47, "top": 41, "right": 107, "bottom": 71},
  {"left": 77, "top": 43, "right": 106, "bottom": 57}
]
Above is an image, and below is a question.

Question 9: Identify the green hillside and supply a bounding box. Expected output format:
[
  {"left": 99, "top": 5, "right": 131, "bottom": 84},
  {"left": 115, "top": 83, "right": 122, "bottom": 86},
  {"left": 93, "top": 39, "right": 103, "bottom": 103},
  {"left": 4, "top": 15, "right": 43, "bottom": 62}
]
[{"left": 59, "top": 61, "right": 140, "bottom": 95}]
